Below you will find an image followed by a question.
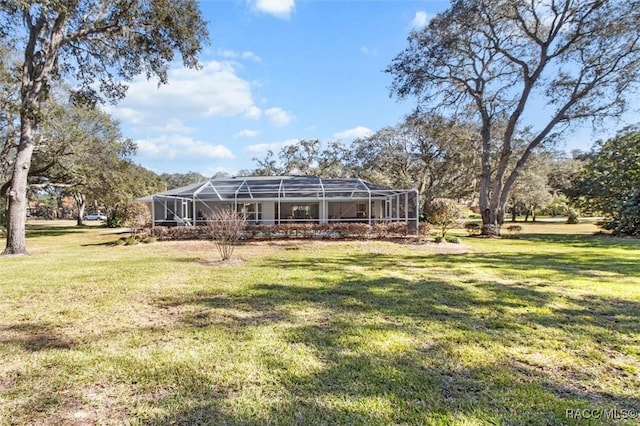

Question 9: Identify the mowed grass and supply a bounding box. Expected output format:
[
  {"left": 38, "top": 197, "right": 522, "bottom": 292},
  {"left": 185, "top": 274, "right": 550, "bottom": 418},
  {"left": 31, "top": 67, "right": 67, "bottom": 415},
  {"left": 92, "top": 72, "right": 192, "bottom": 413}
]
[{"left": 0, "top": 220, "right": 639, "bottom": 425}]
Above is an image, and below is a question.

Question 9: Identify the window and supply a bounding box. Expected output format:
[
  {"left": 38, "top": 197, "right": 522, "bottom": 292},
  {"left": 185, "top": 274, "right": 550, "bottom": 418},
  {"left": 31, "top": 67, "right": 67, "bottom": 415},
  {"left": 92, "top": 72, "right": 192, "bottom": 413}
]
[
  {"left": 292, "top": 205, "right": 310, "bottom": 219},
  {"left": 237, "top": 203, "right": 261, "bottom": 222},
  {"left": 357, "top": 203, "right": 367, "bottom": 218}
]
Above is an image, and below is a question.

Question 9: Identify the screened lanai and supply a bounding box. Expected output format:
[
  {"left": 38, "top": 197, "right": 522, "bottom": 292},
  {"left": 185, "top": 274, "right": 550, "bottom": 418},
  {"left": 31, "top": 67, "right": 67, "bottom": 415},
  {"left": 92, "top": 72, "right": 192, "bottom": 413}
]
[{"left": 138, "top": 175, "right": 419, "bottom": 230}]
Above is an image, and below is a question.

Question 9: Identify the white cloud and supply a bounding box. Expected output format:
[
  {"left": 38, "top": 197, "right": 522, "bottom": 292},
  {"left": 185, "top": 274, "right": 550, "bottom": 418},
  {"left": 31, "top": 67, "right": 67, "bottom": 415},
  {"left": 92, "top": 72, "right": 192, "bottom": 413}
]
[
  {"left": 245, "top": 138, "right": 298, "bottom": 155},
  {"left": 234, "top": 129, "right": 261, "bottom": 138},
  {"left": 106, "top": 60, "right": 258, "bottom": 130},
  {"left": 218, "top": 49, "right": 262, "bottom": 63},
  {"left": 136, "top": 135, "right": 234, "bottom": 160},
  {"left": 144, "top": 119, "right": 195, "bottom": 134},
  {"left": 333, "top": 126, "right": 373, "bottom": 140},
  {"left": 411, "top": 11, "right": 430, "bottom": 29},
  {"left": 360, "top": 46, "right": 378, "bottom": 56},
  {"left": 265, "top": 107, "right": 293, "bottom": 127},
  {"left": 251, "top": 0, "right": 295, "bottom": 19},
  {"left": 245, "top": 106, "right": 263, "bottom": 120}
]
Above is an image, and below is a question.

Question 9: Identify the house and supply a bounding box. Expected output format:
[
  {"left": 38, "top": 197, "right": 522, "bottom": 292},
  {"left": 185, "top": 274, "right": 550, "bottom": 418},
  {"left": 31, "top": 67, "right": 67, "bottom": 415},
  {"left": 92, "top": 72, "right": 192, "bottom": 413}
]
[{"left": 138, "top": 175, "right": 419, "bottom": 230}]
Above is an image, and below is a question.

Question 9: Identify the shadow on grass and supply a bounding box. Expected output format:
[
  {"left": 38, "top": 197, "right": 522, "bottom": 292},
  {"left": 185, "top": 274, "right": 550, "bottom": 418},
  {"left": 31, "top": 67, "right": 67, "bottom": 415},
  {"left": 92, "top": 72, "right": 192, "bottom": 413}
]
[
  {"left": 6, "top": 233, "right": 638, "bottom": 424},
  {"left": 522, "top": 232, "right": 640, "bottom": 250},
  {"left": 25, "top": 224, "right": 92, "bottom": 238},
  {"left": 0, "top": 322, "right": 76, "bottom": 351},
  {"left": 148, "top": 248, "right": 640, "bottom": 424}
]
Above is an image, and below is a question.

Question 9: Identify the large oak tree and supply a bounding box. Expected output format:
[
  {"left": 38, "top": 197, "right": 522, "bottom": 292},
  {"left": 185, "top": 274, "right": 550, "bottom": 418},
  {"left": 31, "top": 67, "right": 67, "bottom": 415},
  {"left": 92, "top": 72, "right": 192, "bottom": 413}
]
[
  {"left": 387, "top": 0, "right": 640, "bottom": 235},
  {"left": 1, "top": 0, "right": 208, "bottom": 254}
]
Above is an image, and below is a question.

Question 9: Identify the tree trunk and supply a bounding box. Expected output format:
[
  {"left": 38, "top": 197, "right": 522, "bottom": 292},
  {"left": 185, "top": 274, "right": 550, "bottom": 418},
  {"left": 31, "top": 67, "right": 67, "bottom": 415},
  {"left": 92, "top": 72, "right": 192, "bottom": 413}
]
[
  {"left": 2, "top": 7, "right": 67, "bottom": 255},
  {"left": 75, "top": 192, "right": 86, "bottom": 226},
  {"left": 479, "top": 150, "right": 501, "bottom": 235},
  {"left": 4, "top": 118, "right": 36, "bottom": 255}
]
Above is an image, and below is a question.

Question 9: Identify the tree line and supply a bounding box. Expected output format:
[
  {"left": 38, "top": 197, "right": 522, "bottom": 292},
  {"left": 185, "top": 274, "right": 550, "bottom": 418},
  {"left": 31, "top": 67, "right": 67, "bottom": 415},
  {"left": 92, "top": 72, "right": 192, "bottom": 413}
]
[{"left": 2, "top": 0, "right": 640, "bottom": 255}]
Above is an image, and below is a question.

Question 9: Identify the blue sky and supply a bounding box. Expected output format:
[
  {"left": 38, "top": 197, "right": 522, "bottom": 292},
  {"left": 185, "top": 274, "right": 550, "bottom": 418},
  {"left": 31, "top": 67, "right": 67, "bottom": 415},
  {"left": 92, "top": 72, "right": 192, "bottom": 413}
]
[{"left": 106, "top": 0, "right": 638, "bottom": 177}]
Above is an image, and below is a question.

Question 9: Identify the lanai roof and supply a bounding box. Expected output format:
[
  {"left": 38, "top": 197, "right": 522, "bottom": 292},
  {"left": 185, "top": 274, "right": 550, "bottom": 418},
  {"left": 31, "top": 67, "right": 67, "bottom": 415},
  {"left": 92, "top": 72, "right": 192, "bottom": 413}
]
[{"left": 140, "top": 175, "right": 411, "bottom": 202}]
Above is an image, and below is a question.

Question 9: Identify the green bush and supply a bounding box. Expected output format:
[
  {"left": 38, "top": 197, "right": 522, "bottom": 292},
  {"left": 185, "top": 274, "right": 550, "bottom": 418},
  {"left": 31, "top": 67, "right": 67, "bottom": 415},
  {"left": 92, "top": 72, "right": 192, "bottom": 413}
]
[
  {"left": 434, "top": 236, "right": 444, "bottom": 243},
  {"left": 107, "top": 211, "right": 127, "bottom": 228},
  {"left": 566, "top": 209, "right": 579, "bottom": 224},
  {"left": 426, "top": 198, "right": 465, "bottom": 238},
  {"left": 124, "top": 236, "right": 139, "bottom": 245},
  {"left": 600, "top": 193, "right": 640, "bottom": 236},
  {"left": 142, "top": 236, "right": 157, "bottom": 244},
  {"left": 445, "top": 236, "right": 462, "bottom": 244},
  {"left": 464, "top": 222, "right": 481, "bottom": 236}
]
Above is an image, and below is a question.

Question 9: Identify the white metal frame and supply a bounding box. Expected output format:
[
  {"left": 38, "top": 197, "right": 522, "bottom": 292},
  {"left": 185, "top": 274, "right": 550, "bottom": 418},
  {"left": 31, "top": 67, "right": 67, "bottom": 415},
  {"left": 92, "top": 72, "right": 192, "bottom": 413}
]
[{"left": 142, "top": 177, "right": 420, "bottom": 233}]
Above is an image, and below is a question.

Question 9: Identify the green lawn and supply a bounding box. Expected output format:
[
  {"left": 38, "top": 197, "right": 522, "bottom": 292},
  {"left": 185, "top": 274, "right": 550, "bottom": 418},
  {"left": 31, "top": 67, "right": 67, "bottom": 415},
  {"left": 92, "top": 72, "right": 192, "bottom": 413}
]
[{"left": 1, "top": 221, "right": 639, "bottom": 425}]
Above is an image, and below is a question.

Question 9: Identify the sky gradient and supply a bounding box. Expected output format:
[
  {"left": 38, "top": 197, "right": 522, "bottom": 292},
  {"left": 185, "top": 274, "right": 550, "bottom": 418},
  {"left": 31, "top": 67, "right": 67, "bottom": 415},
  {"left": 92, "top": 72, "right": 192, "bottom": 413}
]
[{"left": 106, "top": 0, "right": 638, "bottom": 177}]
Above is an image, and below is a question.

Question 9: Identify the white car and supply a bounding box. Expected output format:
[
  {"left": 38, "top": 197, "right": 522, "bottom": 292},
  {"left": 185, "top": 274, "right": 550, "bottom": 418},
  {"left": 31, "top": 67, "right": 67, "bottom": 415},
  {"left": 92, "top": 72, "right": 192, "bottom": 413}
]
[{"left": 84, "top": 213, "right": 107, "bottom": 221}]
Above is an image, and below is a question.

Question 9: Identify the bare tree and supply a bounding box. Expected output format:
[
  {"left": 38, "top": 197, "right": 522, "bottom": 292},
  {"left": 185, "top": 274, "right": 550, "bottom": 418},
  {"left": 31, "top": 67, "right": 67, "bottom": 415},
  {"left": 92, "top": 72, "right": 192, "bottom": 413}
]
[
  {"left": 206, "top": 209, "right": 247, "bottom": 261},
  {"left": 387, "top": 0, "right": 640, "bottom": 235}
]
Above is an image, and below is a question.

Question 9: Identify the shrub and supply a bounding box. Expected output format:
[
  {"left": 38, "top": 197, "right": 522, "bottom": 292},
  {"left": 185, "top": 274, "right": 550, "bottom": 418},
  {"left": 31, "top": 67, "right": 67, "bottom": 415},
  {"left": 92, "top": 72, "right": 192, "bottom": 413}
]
[
  {"left": 372, "top": 223, "right": 389, "bottom": 238},
  {"left": 142, "top": 236, "right": 157, "bottom": 244},
  {"left": 417, "top": 222, "right": 431, "bottom": 237},
  {"left": 349, "top": 223, "right": 371, "bottom": 239},
  {"left": 124, "top": 236, "right": 139, "bottom": 245},
  {"left": 464, "top": 222, "right": 481, "bottom": 236},
  {"left": 426, "top": 198, "right": 465, "bottom": 238},
  {"left": 315, "top": 223, "right": 333, "bottom": 239},
  {"left": 566, "top": 209, "right": 579, "bottom": 224},
  {"left": 123, "top": 202, "right": 150, "bottom": 236},
  {"left": 434, "top": 236, "right": 445, "bottom": 243},
  {"left": 206, "top": 209, "right": 247, "bottom": 260},
  {"left": 106, "top": 211, "right": 127, "bottom": 228},
  {"left": 386, "top": 221, "right": 409, "bottom": 237},
  {"left": 600, "top": 193, "right": 640, "bottom": 236},
  {"left": 445, "top": 236, "right": 461, "bottom": 244},
  {"left": 546, "top": 198, "right": 569, "bottom": 217}
]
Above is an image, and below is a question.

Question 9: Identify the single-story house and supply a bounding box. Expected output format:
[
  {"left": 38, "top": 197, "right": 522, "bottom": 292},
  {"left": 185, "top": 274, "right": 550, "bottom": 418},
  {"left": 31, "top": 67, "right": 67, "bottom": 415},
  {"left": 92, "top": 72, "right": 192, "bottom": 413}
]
[{"left": 138, "top": 175, "right": 419, "bottom": 230}]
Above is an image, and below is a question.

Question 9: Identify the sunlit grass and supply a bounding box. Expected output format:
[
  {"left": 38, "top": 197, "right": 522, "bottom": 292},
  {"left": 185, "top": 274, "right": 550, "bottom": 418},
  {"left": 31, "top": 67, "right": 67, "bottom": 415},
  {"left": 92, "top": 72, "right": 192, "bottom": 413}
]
[{"left": 0, "top": 220, "right": 638, "bottom": 425}]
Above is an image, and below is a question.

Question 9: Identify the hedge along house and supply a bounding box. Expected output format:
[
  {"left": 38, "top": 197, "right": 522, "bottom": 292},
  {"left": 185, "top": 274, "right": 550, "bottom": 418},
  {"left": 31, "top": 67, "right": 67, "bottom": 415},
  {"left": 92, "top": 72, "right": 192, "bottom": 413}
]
[{"left": 138, "top": 175, "right": 419, "bottom": 232}]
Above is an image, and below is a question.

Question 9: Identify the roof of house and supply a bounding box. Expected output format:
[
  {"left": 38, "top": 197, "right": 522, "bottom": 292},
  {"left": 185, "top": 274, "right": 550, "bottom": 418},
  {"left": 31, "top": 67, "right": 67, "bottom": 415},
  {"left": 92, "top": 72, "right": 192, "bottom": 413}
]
[{"left": 139, "top": 175, "right": 414, "bottom": 202}]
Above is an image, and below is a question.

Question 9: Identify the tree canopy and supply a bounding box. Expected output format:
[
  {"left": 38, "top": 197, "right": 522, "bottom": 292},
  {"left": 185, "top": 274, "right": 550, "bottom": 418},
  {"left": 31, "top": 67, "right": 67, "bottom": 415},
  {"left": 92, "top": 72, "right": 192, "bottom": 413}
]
[
  {"left": 571, "top": 128, "right": 640, "bottom": 235},
  {"left": 1, "top": 0, "right": 209, "bottom": 254},
  {"left": 387, "top": 0, "right": 640, "bottom": 235},
  {"left": 160, "top": 171, "right": 209, "bottom": 191}
]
